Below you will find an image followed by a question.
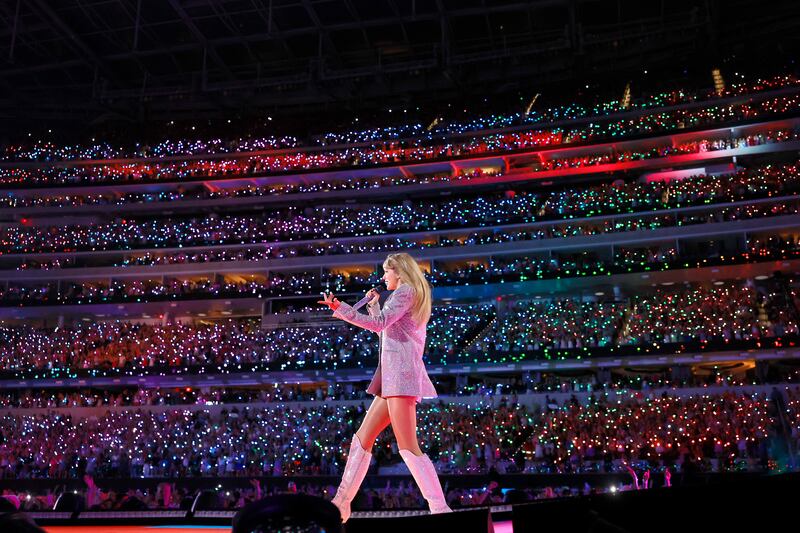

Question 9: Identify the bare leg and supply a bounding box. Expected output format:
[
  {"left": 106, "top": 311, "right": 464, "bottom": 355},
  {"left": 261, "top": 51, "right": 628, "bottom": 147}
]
[
  {"left": 387, "top": 395, "right": 452, "bottom": 513},
  {"left": 355, "top": 396, "right": 391, "bottom": 452},
  {"left": 386, "top": 396, "right": 423, "bottom": 455}
]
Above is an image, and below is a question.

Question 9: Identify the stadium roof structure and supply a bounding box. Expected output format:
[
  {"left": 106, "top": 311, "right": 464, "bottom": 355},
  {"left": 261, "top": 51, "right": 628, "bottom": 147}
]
[{"left": 0, "top": 0, "right": 797, "bottom": 128}]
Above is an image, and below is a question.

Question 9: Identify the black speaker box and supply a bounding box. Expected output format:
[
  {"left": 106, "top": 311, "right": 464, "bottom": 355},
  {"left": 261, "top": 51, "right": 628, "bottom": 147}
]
[
  {"left": 232, "top": 494, "right": 341, "bottom": 533},
  {"left": 513, "top": 473, "right": 800, "bottom": 533}
]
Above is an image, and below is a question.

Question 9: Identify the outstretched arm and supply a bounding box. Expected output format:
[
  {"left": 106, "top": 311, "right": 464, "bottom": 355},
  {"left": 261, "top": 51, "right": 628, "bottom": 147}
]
[
  {"left": 83, "top": 475, "right": 97, "bottom": 508},
  {"left": 624, "top": 465, "right": 640, "bottom": 490},
  {"left": 332, "top": 285, "right": 415, "bottom": 333},
  {"left": 250, "top": 479, "right": 262, "bottom": 500}
]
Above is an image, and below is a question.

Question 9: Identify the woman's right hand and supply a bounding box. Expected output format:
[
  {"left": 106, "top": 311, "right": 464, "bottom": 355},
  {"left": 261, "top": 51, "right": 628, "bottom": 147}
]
[{"left": 317, "top": 291, "right": 341, "bottom": 311}]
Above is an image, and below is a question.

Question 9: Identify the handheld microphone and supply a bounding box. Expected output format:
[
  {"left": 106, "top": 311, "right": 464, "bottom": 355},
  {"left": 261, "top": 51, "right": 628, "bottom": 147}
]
[{"left": 353, "top": 287, "right": 380, "bottom": 310}]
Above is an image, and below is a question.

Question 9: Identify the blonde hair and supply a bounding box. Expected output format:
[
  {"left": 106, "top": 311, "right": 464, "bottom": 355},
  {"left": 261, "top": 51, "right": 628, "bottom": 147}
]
[{"left": 383, "top": 252, "right": 432, "bottom": 327}]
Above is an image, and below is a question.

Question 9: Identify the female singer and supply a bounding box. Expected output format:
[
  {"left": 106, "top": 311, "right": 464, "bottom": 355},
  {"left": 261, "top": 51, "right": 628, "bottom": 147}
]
[{"left": 318, "top": 252, "right": 451, "bottom": 522}]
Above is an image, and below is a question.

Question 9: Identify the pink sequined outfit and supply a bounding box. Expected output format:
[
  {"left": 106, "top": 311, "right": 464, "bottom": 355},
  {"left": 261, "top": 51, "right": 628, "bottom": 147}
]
[{"left": 332, "top": 283, "right": 437, "bottom": 402}]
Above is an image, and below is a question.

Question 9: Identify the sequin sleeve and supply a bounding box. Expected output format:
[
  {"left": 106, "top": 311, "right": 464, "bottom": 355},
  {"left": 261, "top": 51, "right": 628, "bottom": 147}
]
[{"left": 332, "top": 285, "right": 414, "bottom": 333}]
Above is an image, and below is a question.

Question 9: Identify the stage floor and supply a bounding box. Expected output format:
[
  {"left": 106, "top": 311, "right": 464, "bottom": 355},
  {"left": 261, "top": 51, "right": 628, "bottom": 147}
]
[
  {"left": 44, "top": 528, "right": 232, "bottom": 533},
  {"left": 43, "top": 521, "right": 514, "bottom": 533}
]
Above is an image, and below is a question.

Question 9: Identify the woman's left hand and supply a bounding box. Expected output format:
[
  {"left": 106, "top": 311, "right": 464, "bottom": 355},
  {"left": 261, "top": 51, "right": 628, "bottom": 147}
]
[
  {"left": 317, "top": 291, "right": 341, "bottom": 310},
  {"left": 366, "top": 288, "right": 380, "bottom": 305}
]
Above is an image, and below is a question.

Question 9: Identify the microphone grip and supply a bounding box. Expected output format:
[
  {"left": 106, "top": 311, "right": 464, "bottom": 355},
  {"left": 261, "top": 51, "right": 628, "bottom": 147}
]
[
  {"left": 352, "top": 294, "right": 372, "bottom": 311},
  {"left": 353, "top": 287, "right": 380, "bottom": 310}
]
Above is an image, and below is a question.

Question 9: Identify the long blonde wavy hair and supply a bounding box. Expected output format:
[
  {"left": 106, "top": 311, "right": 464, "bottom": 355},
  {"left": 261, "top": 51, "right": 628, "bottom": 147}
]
[{"left": 383, "top": 252, "right": 432, "bottom": 327}]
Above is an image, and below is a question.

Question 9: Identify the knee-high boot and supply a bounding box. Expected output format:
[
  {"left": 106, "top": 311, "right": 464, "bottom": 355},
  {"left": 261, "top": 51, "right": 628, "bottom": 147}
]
[
  {"left": 399, "top": 449, "right": 453, "bottom": 514},
  {"left": 331, "top": 435, "right": 372, "bottom": 523}
]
